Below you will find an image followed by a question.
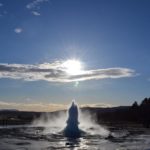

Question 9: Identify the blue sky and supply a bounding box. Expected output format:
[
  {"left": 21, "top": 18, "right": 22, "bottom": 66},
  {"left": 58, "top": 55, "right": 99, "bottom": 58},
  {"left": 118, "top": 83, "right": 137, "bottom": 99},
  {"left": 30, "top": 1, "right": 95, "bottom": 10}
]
[{"left": 0, "top": 0, "right": 150, "bottom": 111}]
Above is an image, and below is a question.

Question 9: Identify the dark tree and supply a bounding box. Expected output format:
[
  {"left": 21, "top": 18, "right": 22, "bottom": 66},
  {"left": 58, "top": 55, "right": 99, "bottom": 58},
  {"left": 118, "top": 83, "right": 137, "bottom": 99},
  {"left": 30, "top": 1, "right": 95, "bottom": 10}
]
[
  {"left": 141, "top": 97, "right": 149, "bottom": 106},
  {"left": 131, "top": 101, "right": 138, "bottom": 109}
]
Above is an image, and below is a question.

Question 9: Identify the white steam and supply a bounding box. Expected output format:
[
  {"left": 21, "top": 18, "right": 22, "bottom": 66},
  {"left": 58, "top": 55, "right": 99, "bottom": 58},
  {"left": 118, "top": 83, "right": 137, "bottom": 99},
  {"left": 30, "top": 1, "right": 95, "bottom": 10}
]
[
  {"left": 79, "top": 110, "right": 109, "bottom": 137},
  {"left": 31, "top": 105, "right": 109, "bottom": 137},
  {"left": 32, "top": 111, "right": 67, "bottom": 134}
]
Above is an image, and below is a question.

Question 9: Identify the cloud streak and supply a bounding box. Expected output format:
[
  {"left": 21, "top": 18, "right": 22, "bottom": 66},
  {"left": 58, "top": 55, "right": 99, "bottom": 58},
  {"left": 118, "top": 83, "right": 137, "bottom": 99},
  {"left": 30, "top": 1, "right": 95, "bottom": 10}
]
[
  {"left": 32, "top": 11, "right": 41, "bottom": 16},
  {"left": 14, "top": 28, "right": 23, "bottom": 34},
  {"left": 26, "top": 0, "right": 49, "bottom": 17},
  {"left": 0, "top": 101, "right": 112, "bottom": 112},
  {"left": 0, "top": 61, "right": 136, "bottom": 83},
  {"left": 26, "top": 0, "right": 49, "bottom": 10},
  {"left": 0, "top": 101, "right": 66, "bottom": 112},
  {"left": 0, "top": 3, "right": 3, "bottom": 7},
  {"left": 81, "top": 103, "right": 113, "bottom": 108}
]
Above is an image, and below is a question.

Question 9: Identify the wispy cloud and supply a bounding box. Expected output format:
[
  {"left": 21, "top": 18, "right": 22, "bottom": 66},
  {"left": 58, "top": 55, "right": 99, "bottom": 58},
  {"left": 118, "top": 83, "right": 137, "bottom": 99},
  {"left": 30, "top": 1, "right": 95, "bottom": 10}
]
[
  {"left": 0, "top": 61, "right": 136, "bottom": 83},
  {"left": 0, "top": 101, "right": 66, "bottom": 112},
  {"left": 26, "top": 0, "right": 49, "bottom": 10},
  {"left": 81, "top": 103, "right": 113, "bottom": 108},
  {"left": 26, "top": 0, "right": 49, "bottom": 16},
  {"left": 31, "top": 11, "right": 41, "bottom": 16},
  {"left": 0, "top": 3, "right": 4, "bottom": 17},
  {"left": 14, "top": 28, "right": 23, "bottom": 34},
  {"left": 0, "top": 101, "right": 113, "bottom": 112},
  {"left": 0, "top": 3, "right": 3, "bottom": 7}
]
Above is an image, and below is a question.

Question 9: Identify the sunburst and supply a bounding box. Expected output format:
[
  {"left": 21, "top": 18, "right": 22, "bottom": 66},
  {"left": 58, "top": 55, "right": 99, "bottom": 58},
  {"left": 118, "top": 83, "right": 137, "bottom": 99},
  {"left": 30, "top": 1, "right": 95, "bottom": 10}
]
[{"left": 62, "top": 59, "right": 83, "bottom": 75}]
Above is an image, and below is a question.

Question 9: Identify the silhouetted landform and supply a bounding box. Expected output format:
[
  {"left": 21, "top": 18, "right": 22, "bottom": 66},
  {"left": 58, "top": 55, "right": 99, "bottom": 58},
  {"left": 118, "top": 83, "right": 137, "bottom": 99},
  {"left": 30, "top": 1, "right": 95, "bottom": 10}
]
[
  {"left": 0, "top": 109, "right": 19, "bottom": 112},
  {"left": 0, "top": 97, "right": 150, "bottom": 128},
  {"left": 83, "top": 97, "right": 150, "bottom": 128},
  {"left": 0, "top": 110, "right": 62, "bottom": 126}
]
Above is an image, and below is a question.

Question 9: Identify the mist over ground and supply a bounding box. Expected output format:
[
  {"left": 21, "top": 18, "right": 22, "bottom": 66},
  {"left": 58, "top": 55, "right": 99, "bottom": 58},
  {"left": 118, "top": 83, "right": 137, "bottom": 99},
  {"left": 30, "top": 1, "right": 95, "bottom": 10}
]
[{"left": 31, "top": 104, "right": 109, "bottom": 137}]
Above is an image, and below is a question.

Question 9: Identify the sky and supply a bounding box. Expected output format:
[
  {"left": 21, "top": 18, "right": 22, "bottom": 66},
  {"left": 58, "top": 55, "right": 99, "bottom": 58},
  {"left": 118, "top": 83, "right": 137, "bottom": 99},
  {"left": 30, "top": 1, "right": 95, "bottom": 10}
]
[{"left": 0, "top": 0, "right": 150, "bottom": 111}]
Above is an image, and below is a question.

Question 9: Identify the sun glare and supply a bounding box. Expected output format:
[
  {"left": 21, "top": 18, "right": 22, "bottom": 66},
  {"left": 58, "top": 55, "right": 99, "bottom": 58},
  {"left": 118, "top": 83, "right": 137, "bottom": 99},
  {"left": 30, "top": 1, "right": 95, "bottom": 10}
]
[{"left": 62, "top": 59, "right": 83, "bottom": 75}]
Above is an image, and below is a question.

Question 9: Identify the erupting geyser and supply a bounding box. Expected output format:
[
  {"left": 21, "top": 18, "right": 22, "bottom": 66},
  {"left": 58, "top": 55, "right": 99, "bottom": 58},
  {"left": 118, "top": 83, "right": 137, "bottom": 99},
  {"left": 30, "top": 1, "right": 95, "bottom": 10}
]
[{"left": 64, "top": 100, "right": 82, "bottom": 138}]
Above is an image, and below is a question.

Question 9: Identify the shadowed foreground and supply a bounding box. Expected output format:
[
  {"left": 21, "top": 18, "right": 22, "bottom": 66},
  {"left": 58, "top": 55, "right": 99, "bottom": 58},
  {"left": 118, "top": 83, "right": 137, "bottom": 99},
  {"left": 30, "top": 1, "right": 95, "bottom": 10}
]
[{"left": 0, "top": 125, "right": 150, "bottom": 150}]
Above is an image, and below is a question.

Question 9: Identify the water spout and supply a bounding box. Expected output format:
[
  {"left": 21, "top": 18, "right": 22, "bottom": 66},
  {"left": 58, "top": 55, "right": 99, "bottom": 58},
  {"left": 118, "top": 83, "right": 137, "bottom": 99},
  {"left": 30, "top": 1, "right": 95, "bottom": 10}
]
[{"left": 64, "top": 100, "right": 82, "bottom": 138}]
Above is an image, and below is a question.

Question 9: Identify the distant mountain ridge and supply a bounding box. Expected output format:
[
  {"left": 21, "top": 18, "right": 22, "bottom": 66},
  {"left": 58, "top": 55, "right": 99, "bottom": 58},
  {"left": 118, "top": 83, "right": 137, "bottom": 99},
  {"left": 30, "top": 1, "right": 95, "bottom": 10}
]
[
  {"left": 0, "top": 97, "right": 150, "bottom": 127},
  {"left": 0, "top": 109, "right": 19, "bottom": 112}
]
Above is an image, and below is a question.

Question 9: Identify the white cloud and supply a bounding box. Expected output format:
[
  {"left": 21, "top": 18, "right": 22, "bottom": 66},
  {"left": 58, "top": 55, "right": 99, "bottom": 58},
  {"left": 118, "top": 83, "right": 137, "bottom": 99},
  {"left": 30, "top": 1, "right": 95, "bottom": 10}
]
[
  {"left": 0, "top": 3, "right": 3, "bottom": 7},
  {"left": 26, "top": 0, "right": 49, "bottom": 10},
  {"left": 14, "top": 28, "right": 23, "bottom": 34},
  {"left": 0, "top": 101, "right": 113, "bottom": 112},
  {"left": 81, "top": 103, "right": 113, "bottom": 108},
  {"left": 0, "top": 101, "right": 66, "bottom": 112},
  {"left": 0, "top": 3, "right": 4, "bottom": 17},
  {"left": 32, "top": 11, "right": 41, "bottom": 16},
  {"left": 0, "top": 61, "right": 136, "bottom": 83}
]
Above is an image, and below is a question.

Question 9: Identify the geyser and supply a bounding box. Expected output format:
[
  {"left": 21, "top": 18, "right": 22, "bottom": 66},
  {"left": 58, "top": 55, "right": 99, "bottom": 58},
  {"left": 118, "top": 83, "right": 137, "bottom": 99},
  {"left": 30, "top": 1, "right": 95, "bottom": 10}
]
[{"left": 64, "top": 100, "right": 82, "bottom": 138}]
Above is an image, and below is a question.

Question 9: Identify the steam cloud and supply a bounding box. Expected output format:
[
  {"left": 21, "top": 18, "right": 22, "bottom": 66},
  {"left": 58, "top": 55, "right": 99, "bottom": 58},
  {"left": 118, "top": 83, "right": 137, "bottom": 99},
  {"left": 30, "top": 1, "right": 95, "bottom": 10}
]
[{"left": 32, "top": 103, "right": 109, "bottom": 137}]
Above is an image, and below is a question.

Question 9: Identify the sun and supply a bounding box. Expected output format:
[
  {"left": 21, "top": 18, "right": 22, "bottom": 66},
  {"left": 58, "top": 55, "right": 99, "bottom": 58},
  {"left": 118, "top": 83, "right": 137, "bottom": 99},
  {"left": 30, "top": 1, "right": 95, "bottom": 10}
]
[{"left": 62, "top": 59, "right": 83, "bottom": 75}]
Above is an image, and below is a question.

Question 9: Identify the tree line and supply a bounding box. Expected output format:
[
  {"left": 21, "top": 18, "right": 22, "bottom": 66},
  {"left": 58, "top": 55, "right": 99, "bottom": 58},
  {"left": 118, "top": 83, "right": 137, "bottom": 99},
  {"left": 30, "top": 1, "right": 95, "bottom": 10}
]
[{"left": 96, "top": 97, "right": 150, "bottom": 128}]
